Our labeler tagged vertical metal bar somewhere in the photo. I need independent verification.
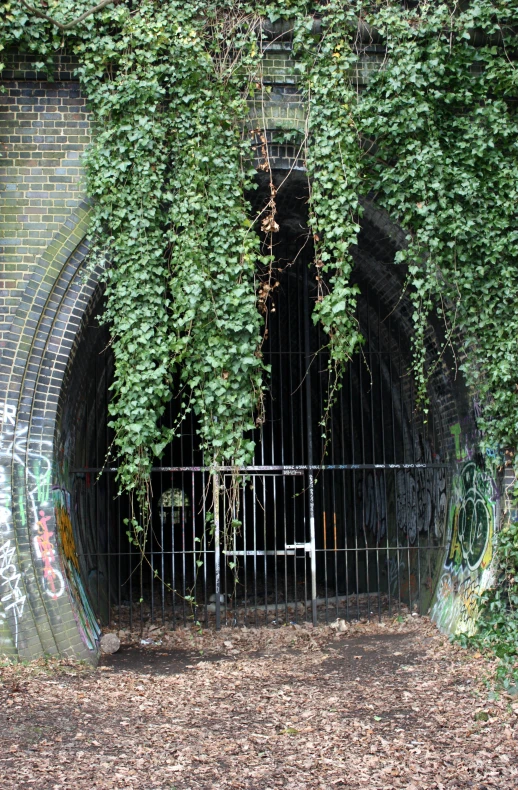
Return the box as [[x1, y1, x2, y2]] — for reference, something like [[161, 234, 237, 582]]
[[273, 475, 278, 624], [290, 262, 298, 621], [171, 471, 176, 629], [259, 415, 267, 624], [270, 300, 279, 623], [191, 470, 197, 625], [190, 415, 196, 623], [399, 322, 412, 615], [358, 325, 371, 621], [293, 257, 303, 623], [139, 524, 143, 633], [378, 295, 390, 618], [318, 322, 329, 622], [105, 362, 111, 628], [174, 474, 176, 628], [232, 480, 238, 627], [214, 470, 221, 630], [253, 474, 258, 625], [302, 262, 317, 626], [367, 300, 382, 622], [389, 318, 403, 615], [223, 477, 228, 625], [263, 474, 268, 622], [242, 474, 248, 625], [150, 490, 155, 625], [180, 459, 186, 627], [409, 358, 419, 614], [323, 509, 328, 622], [202, 468, 208, 627], [277, 266, 288, 624], [341, 367, 350, 622], [117, 477, 121, 628], [94, 353, 100, 620], [129, 496, 134, 632], [352, 349, 360, 621], [160, 492, 165, 625]]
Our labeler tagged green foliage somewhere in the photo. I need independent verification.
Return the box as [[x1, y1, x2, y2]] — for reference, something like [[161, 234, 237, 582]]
[[357, 1, 518, 447], [76, 2, 267, 494], [458, 520, 518, 691], [2, 1, 269, 502], [294, 1, 364, 420]]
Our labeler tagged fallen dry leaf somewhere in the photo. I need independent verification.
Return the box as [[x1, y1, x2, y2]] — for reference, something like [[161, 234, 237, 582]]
[[0, 616, 516, 789]]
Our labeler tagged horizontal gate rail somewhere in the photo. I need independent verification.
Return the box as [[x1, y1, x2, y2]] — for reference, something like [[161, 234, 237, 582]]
[[73, 463, 449, 473]]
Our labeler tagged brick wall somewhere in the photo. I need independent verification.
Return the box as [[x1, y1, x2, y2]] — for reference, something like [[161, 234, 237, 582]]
[[0, 52, 91, 343]]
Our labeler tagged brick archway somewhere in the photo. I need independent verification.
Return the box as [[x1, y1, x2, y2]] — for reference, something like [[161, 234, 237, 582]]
[[0, 202, 102, 661], [0, 193, 497, 660]]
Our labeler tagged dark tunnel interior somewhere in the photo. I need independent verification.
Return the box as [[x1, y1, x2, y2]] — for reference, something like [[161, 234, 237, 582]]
[[58, 170, 450, 631]]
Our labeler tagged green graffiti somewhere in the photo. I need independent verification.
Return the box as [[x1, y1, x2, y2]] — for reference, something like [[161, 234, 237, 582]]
[[34, 459, 51, 505], [447, 462, 494, 573], [449, 423, 466, 461]]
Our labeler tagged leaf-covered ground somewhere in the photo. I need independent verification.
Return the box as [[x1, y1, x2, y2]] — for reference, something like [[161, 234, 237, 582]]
[[1, 617, 517, 789]]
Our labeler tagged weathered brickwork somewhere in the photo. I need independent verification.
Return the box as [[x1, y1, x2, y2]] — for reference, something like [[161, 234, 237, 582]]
[[0, 52, 91, 343]]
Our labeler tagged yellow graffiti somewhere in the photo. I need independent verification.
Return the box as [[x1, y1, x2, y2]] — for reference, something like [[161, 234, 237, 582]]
[[480, 513, 493, 569], [55, 504, 79, 570], [460, 580, 480, 623], [448, 509, 462, 565]]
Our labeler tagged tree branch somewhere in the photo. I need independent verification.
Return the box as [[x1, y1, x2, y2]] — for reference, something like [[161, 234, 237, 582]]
[[19, 0, 116, 31]]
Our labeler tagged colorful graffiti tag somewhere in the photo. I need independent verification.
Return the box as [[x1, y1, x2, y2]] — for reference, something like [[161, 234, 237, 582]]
[[431, 460, 497, 635], [395, 465, 448, 544], [447, 462, 493, 572], [34, 510, 64, 599], [53, 487, 100, 651], [0, 402, 91, 651], [357, 447, 448, 547], [0, 403, 64, 602], [0, 402, 100, 655], [55, 490, 79, 571]]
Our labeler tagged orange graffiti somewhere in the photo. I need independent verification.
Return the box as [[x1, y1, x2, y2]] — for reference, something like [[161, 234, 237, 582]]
[[55, 504, 79, 570], [35, 510, 59, 595]]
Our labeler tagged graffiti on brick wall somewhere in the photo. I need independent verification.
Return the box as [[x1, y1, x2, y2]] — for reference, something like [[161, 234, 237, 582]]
[[357, 450, 447, 546], [395, 465, 448, 544], [0, 403, 26, 646], [431, 459, 496, 635], [53, 487, 100, 650], [55, 489, 78, 570], [0, 538, 26, 648], [0, 402, 67, 647], [34, 509, 64, 599]]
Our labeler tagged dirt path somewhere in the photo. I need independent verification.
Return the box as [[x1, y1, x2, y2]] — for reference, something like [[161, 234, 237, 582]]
[[0, 617, 517, 789]]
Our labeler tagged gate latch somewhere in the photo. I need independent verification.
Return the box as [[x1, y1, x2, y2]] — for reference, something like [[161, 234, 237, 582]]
[[284, 542, 312, 551]]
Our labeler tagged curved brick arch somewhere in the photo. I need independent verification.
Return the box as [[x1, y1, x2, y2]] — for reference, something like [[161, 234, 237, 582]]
[[0, 193, 496, 660], [0, 202, 102, 661]]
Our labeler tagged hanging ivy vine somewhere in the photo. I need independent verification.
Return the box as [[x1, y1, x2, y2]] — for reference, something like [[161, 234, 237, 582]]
[[2, 0, 518, 660], [357, 1, 518, 450], [76, 3, 268, 496]]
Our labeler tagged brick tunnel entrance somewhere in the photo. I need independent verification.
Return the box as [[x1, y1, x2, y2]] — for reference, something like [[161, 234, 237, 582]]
[[57, 173, 453, 634]]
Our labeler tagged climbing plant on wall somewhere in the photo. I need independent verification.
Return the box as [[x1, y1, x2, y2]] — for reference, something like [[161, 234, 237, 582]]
[[2, 1, 518, 653]]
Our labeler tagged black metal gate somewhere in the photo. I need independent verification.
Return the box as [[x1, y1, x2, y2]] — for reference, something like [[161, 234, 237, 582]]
[[71, 199, 449, 631]]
